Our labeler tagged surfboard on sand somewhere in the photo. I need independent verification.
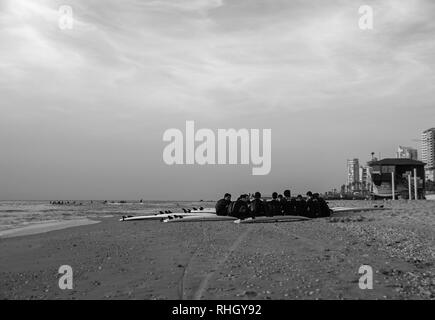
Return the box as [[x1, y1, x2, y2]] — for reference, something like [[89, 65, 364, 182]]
[[182, 207, 215, 213], [234, 215, 311, 224], [119, 206, 217, 221], [163, 215, 237, 223], [331, 206, 388, 213], [119, 212, 215, 222]]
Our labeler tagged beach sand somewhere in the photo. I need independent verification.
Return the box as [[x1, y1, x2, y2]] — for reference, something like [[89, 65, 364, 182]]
[[0, 200, 434, 300]]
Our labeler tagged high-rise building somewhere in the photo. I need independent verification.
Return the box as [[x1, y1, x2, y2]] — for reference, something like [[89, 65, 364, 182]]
[[422, 128, 435, 181], [396, 146, 418, 160], [347, 158, 360, 191], [359, 166, 370, 191]]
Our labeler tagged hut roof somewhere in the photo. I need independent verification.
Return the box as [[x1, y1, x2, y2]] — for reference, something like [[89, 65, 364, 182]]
[[368, 158, 426, 166]]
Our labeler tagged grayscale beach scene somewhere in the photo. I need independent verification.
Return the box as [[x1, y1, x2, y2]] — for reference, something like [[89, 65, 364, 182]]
[[1, 0, 435, 301]]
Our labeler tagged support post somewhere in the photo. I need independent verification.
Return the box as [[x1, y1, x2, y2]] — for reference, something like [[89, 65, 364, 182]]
[[408, 174, 412, 200], [391, 172, 395, 200], [414, 168, 418, 200]]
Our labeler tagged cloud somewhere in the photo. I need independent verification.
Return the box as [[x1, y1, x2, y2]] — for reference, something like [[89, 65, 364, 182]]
[[2, 0, 435, 118], [1, 0, 435, 198]]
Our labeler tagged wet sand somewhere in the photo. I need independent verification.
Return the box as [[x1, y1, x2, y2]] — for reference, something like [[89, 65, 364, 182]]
[[0, 219, 100, 238], [0, 200, 434, 300]]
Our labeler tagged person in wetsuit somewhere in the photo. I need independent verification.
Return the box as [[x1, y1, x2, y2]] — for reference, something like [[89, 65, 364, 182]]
[[228, 194, 250, 219], [294, 194, 307, 216], [249, 192, 267, 217], [306, 191, 320, 218], [315, 193, 332, 217], [267, 192, 282, 216], [281, 189, 296, 215], [215, 193, 231, 216]]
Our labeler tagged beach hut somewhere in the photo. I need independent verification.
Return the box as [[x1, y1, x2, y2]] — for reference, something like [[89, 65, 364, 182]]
[[368, 158, 426, 199]]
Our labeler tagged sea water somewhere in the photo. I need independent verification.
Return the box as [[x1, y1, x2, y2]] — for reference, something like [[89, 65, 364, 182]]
[[0, 200, 214, 233]]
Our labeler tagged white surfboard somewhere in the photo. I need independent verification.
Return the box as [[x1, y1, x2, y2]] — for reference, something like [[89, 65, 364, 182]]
[[331, 206, 388, 213], [163, 215, 237, 223], [119, 212, 215, 222], [234, 215, 311, 224], [185, 207, 215, 213]]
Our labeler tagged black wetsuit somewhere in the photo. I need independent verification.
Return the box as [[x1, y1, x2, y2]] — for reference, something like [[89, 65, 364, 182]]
[[318, 198, 331, 217], [306, 198, 320, 218], [281, 197, 296, 215], [250, 198, 266, 217], [230, 200, 250, 219], [294, 198, 307, 216], [215, 198, 230, 216], [267, 199, 282, 216]]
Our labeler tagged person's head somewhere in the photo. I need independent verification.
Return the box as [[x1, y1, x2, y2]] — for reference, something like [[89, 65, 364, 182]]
[[306, 191, 313, 198], [313, 193, 320, 199], [297, 194, 303, 200], [254, 192, 261, 199], [284, 190, 291, 198], [224, 193, 231, 201], [240, 194, 249, 202], [272, 192, 278, 199], [278, 194, 283, 200]]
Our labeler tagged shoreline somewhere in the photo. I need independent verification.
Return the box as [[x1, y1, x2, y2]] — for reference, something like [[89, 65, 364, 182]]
[[0, 219, 101, 239]]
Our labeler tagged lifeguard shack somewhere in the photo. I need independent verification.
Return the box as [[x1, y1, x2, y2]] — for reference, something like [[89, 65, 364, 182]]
[[368, 158, 426, 199]]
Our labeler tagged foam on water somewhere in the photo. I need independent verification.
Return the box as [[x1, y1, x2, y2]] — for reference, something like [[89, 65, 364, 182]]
[[0, 200, 214, 233]]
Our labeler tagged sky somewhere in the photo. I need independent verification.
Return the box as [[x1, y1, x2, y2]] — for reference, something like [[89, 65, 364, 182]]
[[1, 0, 435, 200]]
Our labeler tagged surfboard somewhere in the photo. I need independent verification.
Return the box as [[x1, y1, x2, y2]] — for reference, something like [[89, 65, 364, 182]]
[[183, 207, 215, 213], [234, 215, 311, 224], [119, 212, 215, 222], [162, 215, 237, 223], [331, 206, 388, 213]]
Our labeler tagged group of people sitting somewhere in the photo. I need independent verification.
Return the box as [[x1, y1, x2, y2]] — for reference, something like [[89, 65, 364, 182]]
[[215, 190, 332, 219]]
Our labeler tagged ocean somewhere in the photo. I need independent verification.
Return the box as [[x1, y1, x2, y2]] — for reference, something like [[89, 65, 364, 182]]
[[0, 200, 214, 234]]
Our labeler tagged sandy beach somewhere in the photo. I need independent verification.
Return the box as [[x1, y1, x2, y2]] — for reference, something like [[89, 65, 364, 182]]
[[0, 200, 434, 300]]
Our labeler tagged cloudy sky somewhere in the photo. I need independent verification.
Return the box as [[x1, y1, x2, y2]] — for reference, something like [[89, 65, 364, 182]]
[[1, 0, 435, 200]]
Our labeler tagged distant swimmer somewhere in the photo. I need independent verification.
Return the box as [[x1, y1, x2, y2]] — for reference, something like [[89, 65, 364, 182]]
[[249, 192, 267, 217], [281, 189, 296, 215], [215, 193, 232, 216], [267, 192, 282, 216], [227, 194, 250, 219], [294, 195, 307, 216]]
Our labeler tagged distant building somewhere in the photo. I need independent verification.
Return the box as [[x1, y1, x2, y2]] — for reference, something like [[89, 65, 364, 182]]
[[347, 159, 360, 192], [396, 146, 418, 160], [359, 166, 370, 192], [368, 158, 426, 199], [422, 128, 435, 181]]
